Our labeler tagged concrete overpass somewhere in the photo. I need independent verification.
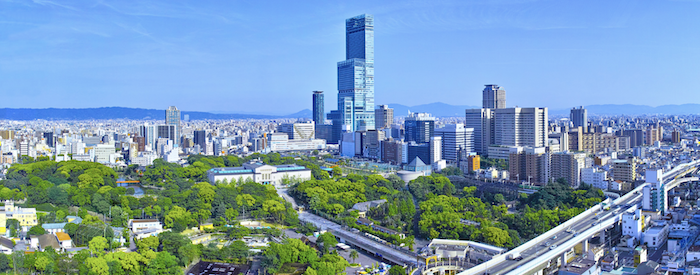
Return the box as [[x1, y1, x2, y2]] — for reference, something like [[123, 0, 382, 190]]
[[457, 160, 700, 275]]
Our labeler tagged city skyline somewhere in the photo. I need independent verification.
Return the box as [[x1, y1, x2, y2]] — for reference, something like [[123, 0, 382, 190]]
[[1, 0, 699, 114]]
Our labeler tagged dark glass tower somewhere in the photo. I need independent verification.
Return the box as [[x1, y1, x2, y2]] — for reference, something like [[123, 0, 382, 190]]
[[312, 91, 324, 125]]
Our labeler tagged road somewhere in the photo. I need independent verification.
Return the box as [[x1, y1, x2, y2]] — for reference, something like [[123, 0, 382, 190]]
[[480, 191, 644, 275]]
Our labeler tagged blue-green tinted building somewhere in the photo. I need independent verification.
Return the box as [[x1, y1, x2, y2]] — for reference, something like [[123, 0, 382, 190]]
[[333, 14, 375, 136]]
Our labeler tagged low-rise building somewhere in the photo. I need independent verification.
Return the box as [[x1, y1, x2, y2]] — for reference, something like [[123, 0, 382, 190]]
[[0, 200, 38, 231], [0, 237, 13, 254], [207, 162, 311, 185], [128, 219, 163, 233], [558, 257, 600, 275], [643, 225, 669, 248], [56, 232, 72, 249]]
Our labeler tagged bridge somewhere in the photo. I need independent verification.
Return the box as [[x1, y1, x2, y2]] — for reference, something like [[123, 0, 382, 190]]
[[454, 159, 700, 275]]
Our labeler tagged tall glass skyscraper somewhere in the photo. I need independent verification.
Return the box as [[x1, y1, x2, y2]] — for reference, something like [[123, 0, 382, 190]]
[[165, 106, 181, 145], [312, 91, 324, 125], [333, 14, 375, 133]]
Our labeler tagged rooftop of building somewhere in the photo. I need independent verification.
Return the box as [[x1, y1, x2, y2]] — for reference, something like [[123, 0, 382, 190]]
[[560, 257, 597, 274], [55, 232, 71, 241]]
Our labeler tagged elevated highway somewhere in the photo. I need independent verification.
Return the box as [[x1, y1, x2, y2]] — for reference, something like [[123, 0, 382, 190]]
[[458, 159, 700, 275]]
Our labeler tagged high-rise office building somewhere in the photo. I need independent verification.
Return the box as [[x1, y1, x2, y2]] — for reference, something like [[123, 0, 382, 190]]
[[156, 125, 177, 144], [43, 132, 55, 148], [465, 108, 494, 155], [482, 84, 506, 109], [374, 105, 393, 129], [570, 106, 588, 128], [194, 130, 206, 151], [312, 91, 324, 125], [494, 107, 548, 148], [435, 124, 474, 162], [404, 112, 435, 144], [331, 14, 375, 136], [165, 106, 181, 145]]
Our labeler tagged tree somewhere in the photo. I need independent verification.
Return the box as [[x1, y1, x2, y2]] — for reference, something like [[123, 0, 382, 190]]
[[224, 208, 238, 223], [85, 257, 110, 275], [349, 250, 358, 264], [27, 225, 46, 236], [34, 255, 53, 273], [389, 265, 406, 275], [316, 232, 338, 254], [89, 236, 109, 255], [137, 236, 159, 253], [145, 252, 180, 275], [0, 254, 9, 272], [304, 266, 318, 275]]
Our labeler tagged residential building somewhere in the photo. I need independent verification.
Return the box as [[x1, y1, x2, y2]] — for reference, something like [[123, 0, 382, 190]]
[[621, 129, 644, 148], [1, 200, 37, 231], [621, 209, 644, 241], [550, 152, 586, 187], [56, 232, 72, 249], [494, 107, 548, 148], [612, 159, 637, 183], [482, 84, 506, 109], [581, 167, 608, 190], [643, 225, 669, 248], [207, 163, 312, 185], [508, 147, 548, 185], [312, 91, 324, 125], [0, 237, 13, 254]]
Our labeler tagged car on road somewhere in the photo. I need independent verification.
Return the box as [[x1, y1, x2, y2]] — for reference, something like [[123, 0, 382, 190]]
[[549, 245, 557, 250], [552, 235, 557, 240], [543, 242, 550, 247]]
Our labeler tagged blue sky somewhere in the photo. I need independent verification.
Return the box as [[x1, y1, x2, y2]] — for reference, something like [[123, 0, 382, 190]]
[[1, 0, 699, 115]]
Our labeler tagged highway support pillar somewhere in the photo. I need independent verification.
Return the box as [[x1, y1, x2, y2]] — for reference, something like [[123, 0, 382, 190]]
[[582, 239, 589, 254], [561, 253, 567, 266]]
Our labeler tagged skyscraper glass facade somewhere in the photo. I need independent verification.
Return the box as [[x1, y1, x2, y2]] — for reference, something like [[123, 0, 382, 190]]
[[335, 14, 375, 132], [165, 106, 181, 145], [312, 91, 324, 125]]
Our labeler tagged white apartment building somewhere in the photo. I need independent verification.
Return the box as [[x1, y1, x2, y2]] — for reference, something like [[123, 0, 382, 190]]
[[581, 167, 609, 190], [494, 107, 548, 148]]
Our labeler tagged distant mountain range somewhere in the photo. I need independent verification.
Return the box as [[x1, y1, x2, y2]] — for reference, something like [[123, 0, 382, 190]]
[[0, 107, 313, 120], [385, 103, 700, 117], [0, 103, 698, 121]]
